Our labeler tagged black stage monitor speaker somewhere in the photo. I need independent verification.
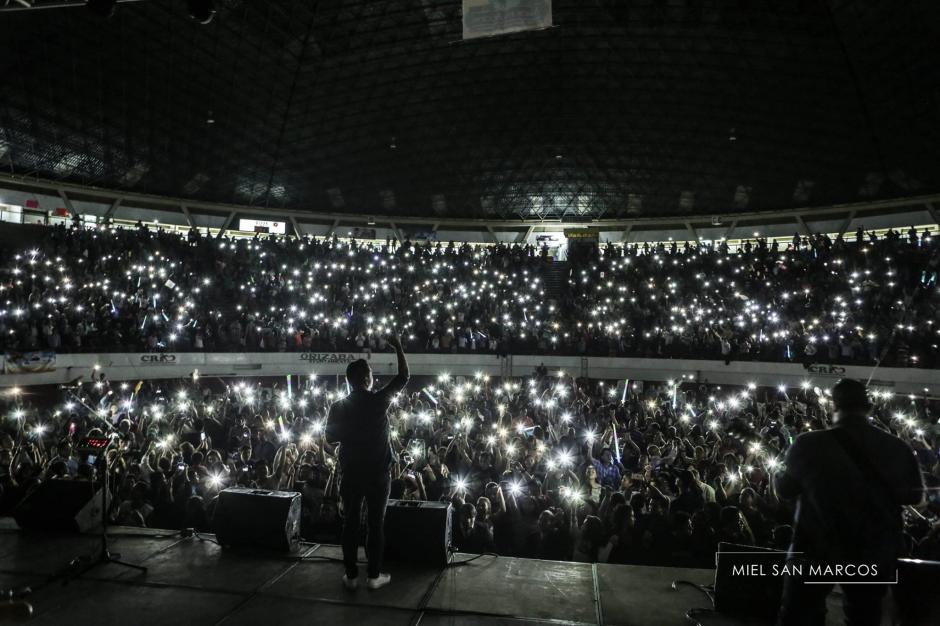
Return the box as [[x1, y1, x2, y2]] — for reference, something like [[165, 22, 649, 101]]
[[384, 499, 453, 567], [13, 479, 102, 533], [896, 558, 940, 626], [714, 542, 786, 619], [213, 487, 301, 552]]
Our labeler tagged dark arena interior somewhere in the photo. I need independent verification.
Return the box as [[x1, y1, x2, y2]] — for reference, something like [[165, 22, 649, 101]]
[[0, 1, 939, 624]]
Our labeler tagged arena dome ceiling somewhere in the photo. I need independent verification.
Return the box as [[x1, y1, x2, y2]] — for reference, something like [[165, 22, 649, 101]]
[[0, 0, 938, 222]]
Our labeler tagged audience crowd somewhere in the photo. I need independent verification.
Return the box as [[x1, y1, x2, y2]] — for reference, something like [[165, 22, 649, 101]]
[[0, 370, 936, 567], [0, 222, 937, 366]]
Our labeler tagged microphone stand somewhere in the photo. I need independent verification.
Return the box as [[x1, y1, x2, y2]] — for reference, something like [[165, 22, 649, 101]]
[[64, 450, 147, 582]]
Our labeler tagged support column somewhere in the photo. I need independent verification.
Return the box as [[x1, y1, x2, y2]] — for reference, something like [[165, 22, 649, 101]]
[[57, 189, 76, 217], [289, 215, 304, 239], [389, 221, 405, 243], [102, 198, 123, 220], [621, 224, 633, 244], [795, 215, 812, 236], [836, 210, 857, 237], [722, 219, 738, 241], [325, 218, 340, 237], [180, 204, 195, 228], [218, 211, 237, 236], [926, 202, 940, 226]]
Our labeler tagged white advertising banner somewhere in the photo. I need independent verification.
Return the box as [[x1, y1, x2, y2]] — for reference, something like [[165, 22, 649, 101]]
[[462, 0, 552, 40]]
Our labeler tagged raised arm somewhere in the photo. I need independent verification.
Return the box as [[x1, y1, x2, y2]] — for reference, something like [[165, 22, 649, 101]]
[[623, 432, 642, 457], [379, 335, 410, 397]]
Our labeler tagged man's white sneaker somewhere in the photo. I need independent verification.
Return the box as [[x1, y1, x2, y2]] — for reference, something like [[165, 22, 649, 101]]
[[342, 574, 358, 591], [366, 573, 391, 590]]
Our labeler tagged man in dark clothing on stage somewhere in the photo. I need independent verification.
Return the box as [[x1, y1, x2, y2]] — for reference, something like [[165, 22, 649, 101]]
[[326, 336, 409, 591], [773, 379, 923, 626]]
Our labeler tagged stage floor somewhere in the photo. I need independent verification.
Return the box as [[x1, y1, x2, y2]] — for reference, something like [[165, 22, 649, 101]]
[[0, 521, 843, 625]]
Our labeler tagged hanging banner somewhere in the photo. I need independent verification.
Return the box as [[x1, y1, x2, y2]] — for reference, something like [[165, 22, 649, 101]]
[[462, 0, 552, 40], [4, 350, 57, 374]]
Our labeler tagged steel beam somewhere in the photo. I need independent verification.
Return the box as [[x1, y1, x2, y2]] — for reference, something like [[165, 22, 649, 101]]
[[795, 215, 812, 236], [218, 211, 237, 235], [836, 210, 857, 237], [102, 197, 123, 220], [389, 221, 406, 243], [621, 224, 633, 243], [57, 189, 76, 217], [722, 219, 738, 241], [926, 202, 940, 226], [0, 0, 147, 13], [516, 225, 534, 243], [180, 204, 195, 228], [289, 215, 304, 239], [325, 218, 340, 238]]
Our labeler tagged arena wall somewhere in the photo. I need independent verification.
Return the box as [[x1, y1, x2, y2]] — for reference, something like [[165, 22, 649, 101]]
[[0, 351, 934, 395]]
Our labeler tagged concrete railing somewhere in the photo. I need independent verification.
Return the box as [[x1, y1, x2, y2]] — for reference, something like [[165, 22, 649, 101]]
[[1, 351, 935, 394]]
